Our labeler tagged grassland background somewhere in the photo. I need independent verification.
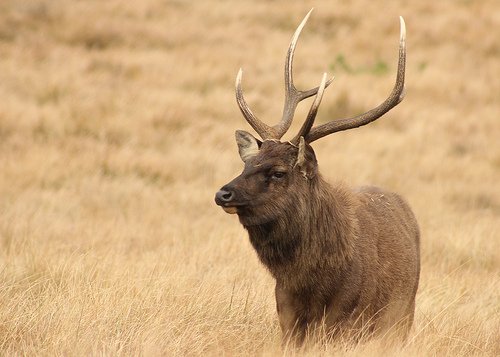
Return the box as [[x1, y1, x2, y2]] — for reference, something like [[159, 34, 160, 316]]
[[0, 0, 498, 355]]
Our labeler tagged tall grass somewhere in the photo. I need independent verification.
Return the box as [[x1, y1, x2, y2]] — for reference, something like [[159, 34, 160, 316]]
[[0, 0, 498, 355]]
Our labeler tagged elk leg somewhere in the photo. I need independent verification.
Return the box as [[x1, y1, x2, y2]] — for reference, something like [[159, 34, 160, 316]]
[[275, 284, 306, 346]]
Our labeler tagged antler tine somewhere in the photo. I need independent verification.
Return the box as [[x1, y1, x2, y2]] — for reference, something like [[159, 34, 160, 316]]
[[305, 16, 407, 143], [235, 68, 277, 140], [274, 8, 334, 139], [292, 73, 328, 144]]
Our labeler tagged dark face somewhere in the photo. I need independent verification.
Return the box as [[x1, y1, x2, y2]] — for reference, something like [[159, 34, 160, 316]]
[[215, 136, 317, 226]]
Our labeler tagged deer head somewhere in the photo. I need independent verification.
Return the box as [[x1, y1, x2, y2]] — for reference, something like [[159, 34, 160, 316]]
[[215, 10, 406, 226]]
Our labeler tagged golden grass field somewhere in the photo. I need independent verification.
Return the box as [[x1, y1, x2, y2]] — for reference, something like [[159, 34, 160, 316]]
[[0, 0, 498, 355]]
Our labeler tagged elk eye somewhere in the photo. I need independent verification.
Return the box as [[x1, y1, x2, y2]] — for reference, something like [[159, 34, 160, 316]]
[[271, 171, 286, 179]]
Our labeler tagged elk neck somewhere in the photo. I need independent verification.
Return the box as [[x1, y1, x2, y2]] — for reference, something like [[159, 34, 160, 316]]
[[244, 175, 359, 291]]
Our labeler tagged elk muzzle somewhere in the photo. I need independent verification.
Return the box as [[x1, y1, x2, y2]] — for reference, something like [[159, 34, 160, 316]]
[[215, 187, 239, 214]]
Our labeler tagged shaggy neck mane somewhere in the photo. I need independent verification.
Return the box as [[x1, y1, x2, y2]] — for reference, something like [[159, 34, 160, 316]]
[[245, 175, 359, 292]]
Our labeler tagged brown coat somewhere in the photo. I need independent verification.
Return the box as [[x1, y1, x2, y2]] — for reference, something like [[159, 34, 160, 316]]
[[216, 140, 420, 344]]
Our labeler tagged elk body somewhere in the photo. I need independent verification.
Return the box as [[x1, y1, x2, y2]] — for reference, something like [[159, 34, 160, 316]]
[[215, 11, 420, 345]]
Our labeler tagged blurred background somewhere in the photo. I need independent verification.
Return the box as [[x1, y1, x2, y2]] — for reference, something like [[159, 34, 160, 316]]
[[0, 0, 498, 355]]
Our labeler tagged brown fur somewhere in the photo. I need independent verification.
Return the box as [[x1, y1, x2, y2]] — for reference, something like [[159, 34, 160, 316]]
[[215, 139, 420, 345]]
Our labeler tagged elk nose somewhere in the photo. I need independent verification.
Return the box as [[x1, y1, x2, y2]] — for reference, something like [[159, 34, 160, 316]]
[[215, 189, 234, 204]]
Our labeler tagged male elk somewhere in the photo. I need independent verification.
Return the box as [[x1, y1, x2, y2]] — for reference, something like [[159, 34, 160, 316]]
[[215, 10, 420, 345]]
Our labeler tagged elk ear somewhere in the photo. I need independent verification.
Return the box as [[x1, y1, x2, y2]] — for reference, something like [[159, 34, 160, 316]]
[[295, 137, 317, 179], [235, 130, 261, 162]]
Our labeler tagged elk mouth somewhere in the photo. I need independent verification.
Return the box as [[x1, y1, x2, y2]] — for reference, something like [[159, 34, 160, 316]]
[[217, 202, 248, 215], [222, 206, 238, 214], [214, 193, 247, 215]]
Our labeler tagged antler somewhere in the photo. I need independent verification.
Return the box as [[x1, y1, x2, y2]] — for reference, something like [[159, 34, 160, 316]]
[[302, 17, 407, 143], [235, 9, 334, 140], [292, 73, 328, 144], [235, 69, 276, 139]]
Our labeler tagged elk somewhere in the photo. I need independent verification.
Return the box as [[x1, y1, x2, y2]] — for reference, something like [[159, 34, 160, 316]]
[[215, 10, 420, 345]]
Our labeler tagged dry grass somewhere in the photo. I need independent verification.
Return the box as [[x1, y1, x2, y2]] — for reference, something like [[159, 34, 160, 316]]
[[0, 0, 499, 355]]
